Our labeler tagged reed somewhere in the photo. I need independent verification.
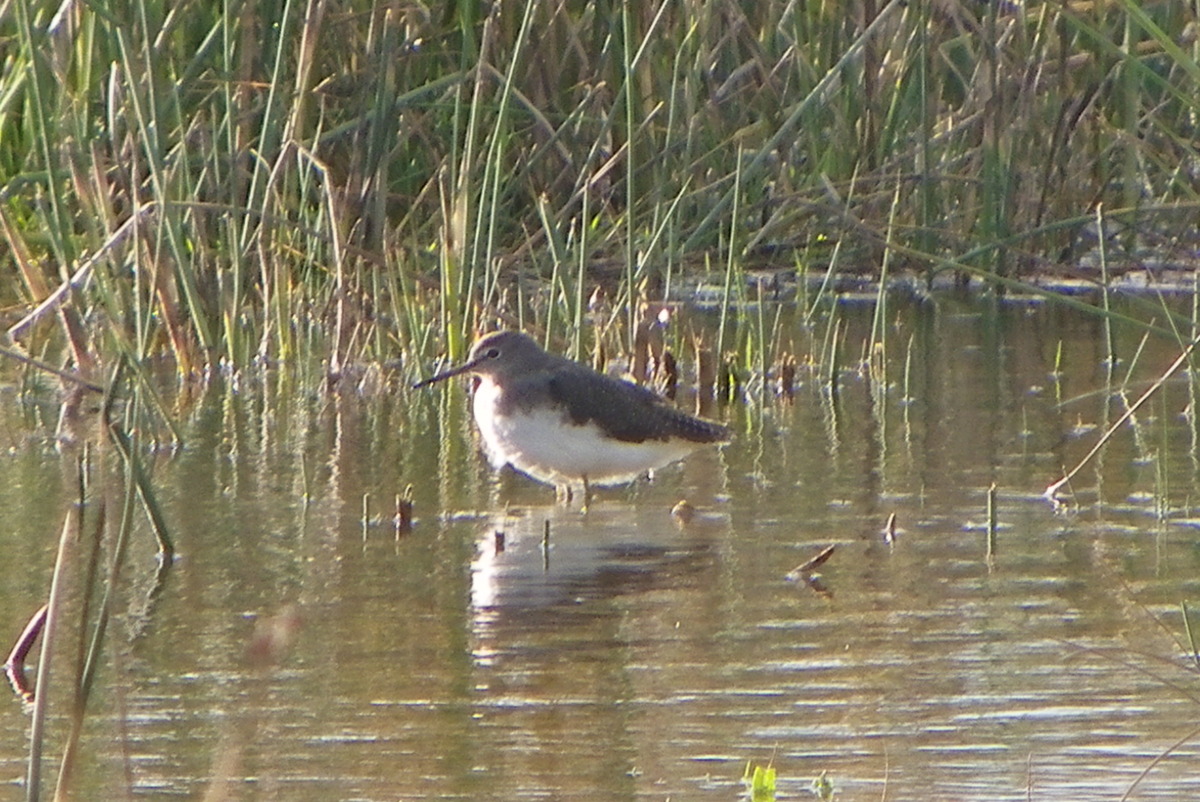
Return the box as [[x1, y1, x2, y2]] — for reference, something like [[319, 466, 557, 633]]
[[0, 0, 1195, 378]]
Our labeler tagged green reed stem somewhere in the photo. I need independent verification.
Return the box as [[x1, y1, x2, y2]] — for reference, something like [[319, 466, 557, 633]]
[[716, 148, 743, 362]]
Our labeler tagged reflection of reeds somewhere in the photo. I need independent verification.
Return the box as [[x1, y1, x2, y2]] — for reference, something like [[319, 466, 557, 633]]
[[4, 361, 180, 800], [203, 603, 303, 802], [8, 387, 302, 797]]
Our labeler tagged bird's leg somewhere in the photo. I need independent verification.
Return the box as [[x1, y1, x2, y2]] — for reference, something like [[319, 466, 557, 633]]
[[581, 475, 592, 512]]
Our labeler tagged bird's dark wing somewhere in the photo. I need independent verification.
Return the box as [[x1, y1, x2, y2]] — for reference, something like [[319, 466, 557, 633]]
[[544, 367, 729, 444]]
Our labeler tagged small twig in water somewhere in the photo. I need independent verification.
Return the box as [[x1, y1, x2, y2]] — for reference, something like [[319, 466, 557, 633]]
[[790, 544, 836, 575], [883, 513, 897, 544]]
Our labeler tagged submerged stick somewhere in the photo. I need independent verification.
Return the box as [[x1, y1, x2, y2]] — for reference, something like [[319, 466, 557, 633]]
[[102, 359, 175, 562], [27, 511, 78, 800]]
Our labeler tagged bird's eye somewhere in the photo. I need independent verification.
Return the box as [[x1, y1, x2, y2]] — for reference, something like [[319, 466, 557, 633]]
[[486, 347, 501, 359]]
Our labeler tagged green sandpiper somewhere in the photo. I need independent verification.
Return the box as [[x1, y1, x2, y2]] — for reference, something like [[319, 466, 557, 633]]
[[413, 330, 730, 502]]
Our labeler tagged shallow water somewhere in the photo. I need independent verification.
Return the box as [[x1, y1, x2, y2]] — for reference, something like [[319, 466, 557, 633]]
[[3, 296, 1200, 800]]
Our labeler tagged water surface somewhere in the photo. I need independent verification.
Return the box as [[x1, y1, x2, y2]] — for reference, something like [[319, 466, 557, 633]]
[[2, 296, 1200, 800]]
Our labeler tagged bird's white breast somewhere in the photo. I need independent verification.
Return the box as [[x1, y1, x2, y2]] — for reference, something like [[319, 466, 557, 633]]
[[471, 376, 696, 488]]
